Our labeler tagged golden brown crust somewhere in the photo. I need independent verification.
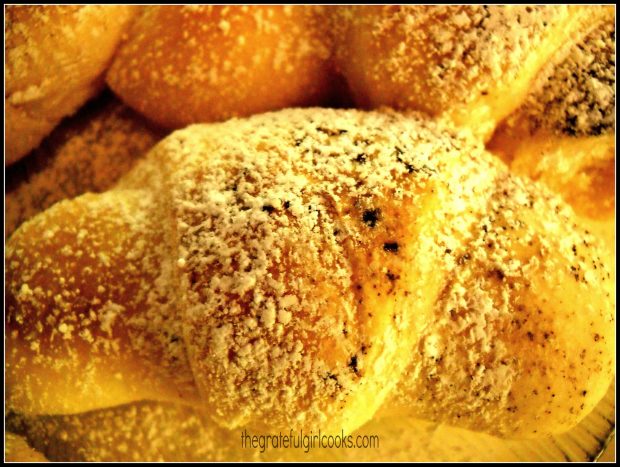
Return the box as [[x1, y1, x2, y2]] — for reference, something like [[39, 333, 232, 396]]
[[496, 14, 615, 139], [487, 11, 615, 253], [330, 5, 609, 140], [5, 5, 139, 165], [5, 433, 49, 462], [106, 6, 335, 128], [5, 92, 165, 239], [390, 171, 614, 437], [6, 189, 200, 415], [3, 5, 615, 458], [6, 108, 614, 441], [6, 5, 613, 168]]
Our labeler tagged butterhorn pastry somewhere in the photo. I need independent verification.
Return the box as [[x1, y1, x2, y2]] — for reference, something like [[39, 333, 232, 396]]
[[106, 5, 336, 129], [488, 11, 615, 255], [102, 4, 615, 254], [6, 109, 614, 439], [5, 91, 164, 239], [105, 5, 610, 142], [5, 5, 138, 165]]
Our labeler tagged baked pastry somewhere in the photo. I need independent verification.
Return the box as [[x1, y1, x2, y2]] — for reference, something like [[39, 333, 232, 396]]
[[106, 5, 336, 128], [488, 11, 615, 254], [4, 4, 616, 462], [5, 91, 165, 239], [105, 6, 611, 141], [330, 5, 610, 141], [103, 4, 615, 254], [5, 5, 138, 165], [7, 109, 614, 441], [5, 433, 49, 462]]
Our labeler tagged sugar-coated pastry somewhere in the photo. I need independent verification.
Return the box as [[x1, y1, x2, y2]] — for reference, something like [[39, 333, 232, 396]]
[[5, 5, 138, 165], [5, 92, 165, 239], [7, 109, 614, 440], [330, 5, 609, 141], [106, 5, 335, 128], [488, 12, 615, 254], [3, 5, 616, 462]]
